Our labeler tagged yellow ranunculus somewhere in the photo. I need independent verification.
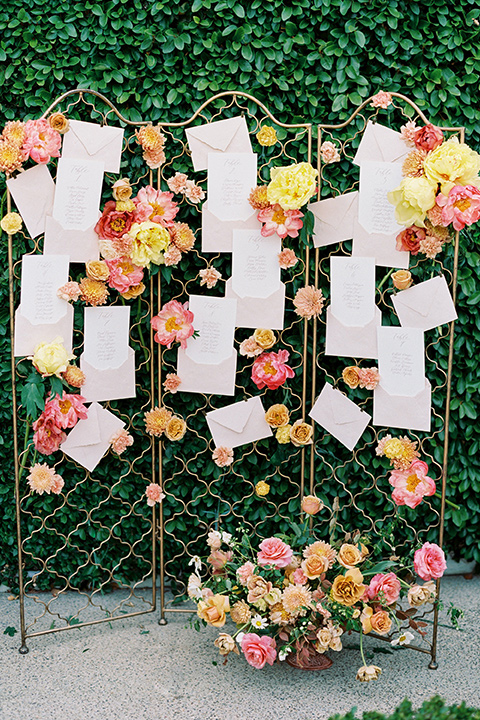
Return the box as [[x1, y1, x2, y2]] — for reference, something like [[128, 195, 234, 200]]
[[267, 162, 318, 210], [423, 137, 480, 194], [1, 212, 22, 235], [129, 221, 170, 268], [256, 125, 277, 147], [276, 424, 292, 444], [387, 176, 437, 227], [30, 338, 74, 377]]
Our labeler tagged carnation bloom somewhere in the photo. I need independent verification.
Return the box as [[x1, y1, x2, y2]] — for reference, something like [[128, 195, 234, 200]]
[[136, 125, 166, 169], [278, 248, 298, 269], [129, 221, 170, 268], [22, 118, 61, 164], [414, 542, 447, 581], [164, 244, 182, 266], [57, 282, 81, 302], [95, 200, 134, 241], [32, 413, 67, 455], [257, 537, 293, 568], [400, 121, 418, 146], [241, 633, 277, 669], [0, 139, 24, 173], [167, 172, 188, 194], [1, 212, 22, 234], [239, 337, 263, 358], [144, 406, 172, 437], [419, 235, 444, 258], [366, 572, 401, 605], [436, 184, 480, 231], [44, 392, 88, 429], [110, 428, 134, 454], [79, 277, 109, 306], [267, 162, 318, 210], [151, 299, 195, 349], [145, 483, 165, 506], [257, 204, 304, 239], [357, 367, 380, 390], [251, 350, 295, 390], [320, 140, 341, 164], [371, 91, 392, 108], [423, 138, 480, 194], [135, 186, 178, 226], [105, 258, 143, 294], [27, 463, 64, 495], [237, 562, 256, 585], [199, 267, 222, 288], [293, 286, 324, 319], [184, 179, 205, 203], [256, 125, 277, 147], [388, 177, 437, 227], [212, 446, 234, 468], [163, 373, 182, 394]]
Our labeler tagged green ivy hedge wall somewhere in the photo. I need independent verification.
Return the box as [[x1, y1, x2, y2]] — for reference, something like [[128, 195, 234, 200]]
[[1, 0, 480, 590]]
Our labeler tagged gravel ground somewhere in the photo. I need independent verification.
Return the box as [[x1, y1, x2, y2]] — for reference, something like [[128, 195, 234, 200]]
[[0, 575, 478, 720]]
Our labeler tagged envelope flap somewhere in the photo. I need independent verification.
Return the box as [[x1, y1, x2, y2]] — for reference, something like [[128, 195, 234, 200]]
[[396, 278, 441, 318], [69, 120, 122, 156], [210, 399, 255, 433], [64, 402, 101, 448], [328, 388, 357, 425], [187, 117, 243, 152]]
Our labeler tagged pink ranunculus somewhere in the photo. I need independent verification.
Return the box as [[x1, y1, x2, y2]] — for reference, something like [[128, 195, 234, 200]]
[[32, 413, 66, 455], [151, 299, 195, 349], [414, 124, 444, 152], [395, 226, 426, 255], [436, 185, 480, 231], [135, 186, 179, 227], [237, 561, 256, 585], [257, 204, 304, 239], [241, 633, 277, 669], [44, 392, 88, 430], [251, 350, 295, 391], [414, 542, 447, 581], [257, 537, 293, 568], [389, 459, 436, 509], [208, 549, 233, 571], [105, 257, 144, 293], [22, 118, 61, 164], [366, 572, 401, 606], [95, 200, 134, 241]]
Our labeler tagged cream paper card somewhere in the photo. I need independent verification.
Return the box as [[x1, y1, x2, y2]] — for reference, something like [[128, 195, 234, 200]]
[[377, 326, 425, 398], [186, 116, 253, 172], [330, 256, 376, 327], [43, 214, 100, 263], [14, 254, 73, 356], [201, 199, 261, 253], [310, 191, 358, 248], [61, 402, 125, 473], [7, 164, 55, 238], [352, 218, 409, 269], [207, 153, 257, 223], [373, 379, 431, 432], [392, 275, 457, 332], [61, 119, 124, 174], [53, 157, 104, 231], [309, 383, 371, 451], [206, 396, 272, 449], [358, 161, 404, 236], [231, 231, 281, 299], [353, 120, 409, 166]]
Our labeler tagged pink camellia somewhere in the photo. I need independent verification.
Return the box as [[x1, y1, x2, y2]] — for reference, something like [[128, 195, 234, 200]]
[[241, 633, 277, 669], [414, 542, 447, 581], [95, 200, 134, 241], [44, 392, 88, 430], [389, 459, 436, 509], [151, 299, 195, 349], [257, 204, 304, 239], [257, 537, 293, 568], [414, 124, 444, 152], [105, 257, 144, 293], [395, 226, 426, 255], [366, 572, 401, 606], [135, 186, 179, 226], [22, 118, 61, 164], [436, 184, 480, 231], [32, 413, 66, 455], [237, 561, 256, 585], [251, 350, 295, 391]]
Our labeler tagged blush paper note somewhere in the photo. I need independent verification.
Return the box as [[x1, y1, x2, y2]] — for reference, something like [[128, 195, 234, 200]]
[[207, 153, 257, 223], [352, 218, 409, 269], [80, 306, 135, 402], [61, 119, 124, 174], [43, 213, 100, 263], [358, 161, 404, 236], [373, 379, 431, 433], [61, 401, 125, 473], [53, 157, 104, 232], [177, 295, 238, 396], [201, 199, 261, 253], [186, 116, 253, 172], [309, 383, 371, 451], [206, 396, 272, 449], [377, 326, 426, 398], [353, 120, 409, 166], [7, 164, 55, 238], [310, 191, 358, 248], [14, 254, 73, 356], [392, 275, 457, 332]]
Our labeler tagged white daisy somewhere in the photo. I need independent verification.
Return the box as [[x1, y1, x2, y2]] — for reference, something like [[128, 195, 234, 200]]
[[391, 631, 415, 646], [251, 614, 269, 630]]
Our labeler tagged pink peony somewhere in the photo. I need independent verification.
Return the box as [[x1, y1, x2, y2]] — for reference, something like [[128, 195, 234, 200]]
[[251, 350, 295, 391], [167, 172, 188, 194], [366, 572, 401, 606], [151, 299, 195, 349], [414, 542, 447, 581], [164, 244, 182, 266], [278, 248, 298, 269], [370, 91, 392, 109], [257, 537, 293, 568], [163, 373, 182, 394], [105, 257, 144, 293], [389, 460, 436, 509], [135, 186, 178, 227], [184, 179, 205, 203], [44, 392, 88, 429], [241, 633, 277, 669], [237, 561, 256, 585], [199, 266, 222, 288], [414, 124, 444, 152], [110, 428, 134, 454], [32, 413, 66, 455], [436, 185, 480, 231], [395, 226, 426, 255], [357, 367, 380, 390], [212, 446, 234, 468], [57, 281, 81, 302], [22, 118, 61, 164], [257, 204, 304, 239], [145, 483, 165, 506], [95, 200, 134, 242]]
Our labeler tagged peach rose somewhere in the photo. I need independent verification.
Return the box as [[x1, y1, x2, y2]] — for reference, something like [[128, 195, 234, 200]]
[[301, 554, 328, 579], [197, 594, 230, 627], [392, 270, 413, 290], [370, 610, 392, 635], [265, 404, 290, 428], [337, 543, 363, 569], [214, 633, 239, 656], [164, 416, 187, 441], [246, 574, 273, 605], [253, 328, 277, 349], [257, 537, 293, 568], [331, 568, 365, 606], [301, 495, 323, 515], [289, 420, 313, 447], [342, 366, 360, 389], [414, 543, 447, 581]]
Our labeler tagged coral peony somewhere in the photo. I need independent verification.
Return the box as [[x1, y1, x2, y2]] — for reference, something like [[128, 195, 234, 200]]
[[436, 184, 480, 231], [151, 299, 195, 349], [106, 258, 144, 294], [241, 633, 277, 669], [395, 226, 426, 255], [413, 542, 447, 581], [135, 186, 178, 226], [95, 200, 134, 241], [251, 350, 295, 390], [257, 204, 304, 239], [389, 459, 436, 509], [257, 537, 293, 568], [32, 413, 66, 455], [44, 392, 88, 429], [22, 118, 61, 164]]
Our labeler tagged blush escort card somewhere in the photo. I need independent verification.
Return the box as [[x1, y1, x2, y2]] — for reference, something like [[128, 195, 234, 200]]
[[52, 157, 104, 232], [207, 152, 257, 223], [357, 161, 403, 237]]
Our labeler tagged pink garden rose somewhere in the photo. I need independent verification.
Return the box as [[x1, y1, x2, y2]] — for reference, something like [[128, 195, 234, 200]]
[[414, 124, 444, 152], [257, 537, 293, 568], [436, 185, 480, 231], [389, 459, 436, 509], [135, 186, 179, 227], [151, 299, 195, 349], [257, 204, 304, 239], [22, 118, 61, 164], [106, 257, 144, 293], [241, 633, 277, 669], [237, 561, 256, 585], [414, 542, 447, 581], [251, 350, 295, 391], [44, 392, 88, 430], [366, 572, 401, 606], [396, 226, 426, 255], [95, 200, 134, 241]]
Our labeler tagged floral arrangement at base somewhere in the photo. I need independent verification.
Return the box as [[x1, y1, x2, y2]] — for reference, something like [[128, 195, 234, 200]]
[[187, 511, 446, 680]]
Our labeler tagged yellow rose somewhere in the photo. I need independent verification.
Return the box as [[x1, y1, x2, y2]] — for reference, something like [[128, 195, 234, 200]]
[[330, 568, 365, 606], [256, 125, 277, 147], [1, 212, 22, 235], [48, 112, 69, 134], [112, 178, 133, 202], [30, 338, 74, 377], [337, 543, 363, 569], [423, 138, 480, 194], [265, 404, 290, 428], [289, 419, 314, 447], [129, 221, 170, 268], [121, 282, 145, 300], [86, 260, 110, 282], [392, 270, 413, 290], [197, 594, 230, 627], [255, 480, 270, 497], [253, 328, 276, 350], [276, 425, 292, 444], [267, 162, 318, 210], [387, 176, 437, 227], [164, 416, 187, 441], [342, 366, 360, 389]]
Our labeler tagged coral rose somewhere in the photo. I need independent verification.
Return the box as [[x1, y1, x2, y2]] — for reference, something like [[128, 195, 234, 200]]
[[301, 495, 323, 515], [197, 594, 230, 627], [414, 124, 444, 152], [366, 572, 401, 605], [265, 404, 289, 428], [414, 542, 447, 581], [330, 568, 365, 606], [251, 350, 294, 391], [257, 537, 293, 568], [290, 420, 313, 447], [241, 633, 277, 669]]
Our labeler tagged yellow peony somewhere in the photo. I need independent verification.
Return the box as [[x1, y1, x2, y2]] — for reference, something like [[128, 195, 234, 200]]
[[30, 338, 74, 377], [1, 212, 22, 235], [387, 176, 437, 227], [423, 138, 480, 194], [129, 221, 170, 268], [267, 162, 318, 210]]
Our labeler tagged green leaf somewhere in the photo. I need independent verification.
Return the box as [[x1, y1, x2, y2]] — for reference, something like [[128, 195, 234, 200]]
[[3, 626, 17, 636]]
